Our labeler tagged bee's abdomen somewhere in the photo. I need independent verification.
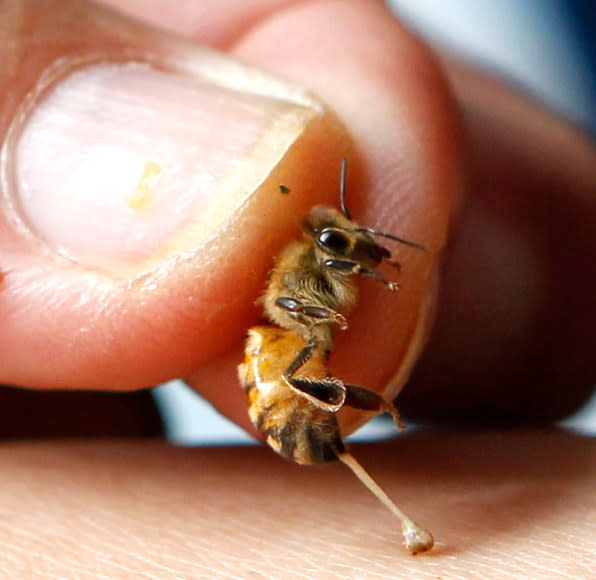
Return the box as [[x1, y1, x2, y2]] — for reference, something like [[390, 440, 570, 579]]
[[246, 384, 345, 465]]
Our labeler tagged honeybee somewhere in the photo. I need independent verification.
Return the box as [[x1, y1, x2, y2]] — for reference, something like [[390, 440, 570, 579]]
[[238, 159, 433, 554]]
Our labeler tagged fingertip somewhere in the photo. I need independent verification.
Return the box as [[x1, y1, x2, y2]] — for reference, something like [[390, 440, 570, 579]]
[[232, 0, 462, 236]]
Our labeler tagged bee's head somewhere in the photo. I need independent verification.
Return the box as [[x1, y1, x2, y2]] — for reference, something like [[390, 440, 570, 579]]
[[302, 206, 392, 268], [301, 159, 425, 270]]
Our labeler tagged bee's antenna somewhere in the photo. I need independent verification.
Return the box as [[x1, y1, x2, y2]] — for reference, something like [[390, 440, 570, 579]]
[[356, 227, 427, 252], [340, 158, 352, 221], [340, 158, 426, 252], [339, 452, 434, 555]]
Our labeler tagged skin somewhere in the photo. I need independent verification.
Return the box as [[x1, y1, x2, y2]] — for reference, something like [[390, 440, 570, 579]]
[[0, 0, 595, 577]]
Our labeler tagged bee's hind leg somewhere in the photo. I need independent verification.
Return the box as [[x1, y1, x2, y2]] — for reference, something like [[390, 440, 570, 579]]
[[344, 384, 404, 429], [283, 339, 347, 411]]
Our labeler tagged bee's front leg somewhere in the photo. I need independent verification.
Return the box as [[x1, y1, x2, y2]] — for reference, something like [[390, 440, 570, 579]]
[[275, 296, 348, 329], [323, 259, 400, 291]]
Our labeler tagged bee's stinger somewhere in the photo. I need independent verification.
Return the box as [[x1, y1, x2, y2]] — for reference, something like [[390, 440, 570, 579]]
[[338, 452, 434, 555]]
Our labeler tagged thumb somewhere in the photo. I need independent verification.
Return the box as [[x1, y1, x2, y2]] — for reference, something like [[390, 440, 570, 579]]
[[0, 0, 347, 389]]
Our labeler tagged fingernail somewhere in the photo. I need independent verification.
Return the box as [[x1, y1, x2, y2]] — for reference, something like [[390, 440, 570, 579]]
[[0, 0, 325, 274]]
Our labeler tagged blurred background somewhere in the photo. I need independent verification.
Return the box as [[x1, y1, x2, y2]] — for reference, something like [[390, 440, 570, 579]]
[[390, 0, 596, 131]]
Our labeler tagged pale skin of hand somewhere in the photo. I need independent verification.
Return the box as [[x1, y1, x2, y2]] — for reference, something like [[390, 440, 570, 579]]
[[0, 1, 595, 578]]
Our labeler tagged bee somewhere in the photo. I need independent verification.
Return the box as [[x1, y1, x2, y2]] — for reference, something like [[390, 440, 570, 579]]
[[238, 159, 433, 554]]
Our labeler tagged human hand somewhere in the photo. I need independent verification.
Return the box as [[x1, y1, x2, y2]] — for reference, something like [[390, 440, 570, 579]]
[[1, 0, 594, 430], [0, 3, 596, 425]]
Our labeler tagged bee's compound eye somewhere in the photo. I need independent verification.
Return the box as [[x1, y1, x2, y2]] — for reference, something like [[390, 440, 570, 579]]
[[318, 229, 350, 253]]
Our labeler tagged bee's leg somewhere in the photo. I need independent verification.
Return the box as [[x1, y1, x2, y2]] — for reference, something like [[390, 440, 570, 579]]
[[283, 339, 346, 411], [289, 377, 347, 411], [323, 259, 400, 291], [343, 384, 404, 429], [284, 336, 317, 377], [275, 296, 348, 329]]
